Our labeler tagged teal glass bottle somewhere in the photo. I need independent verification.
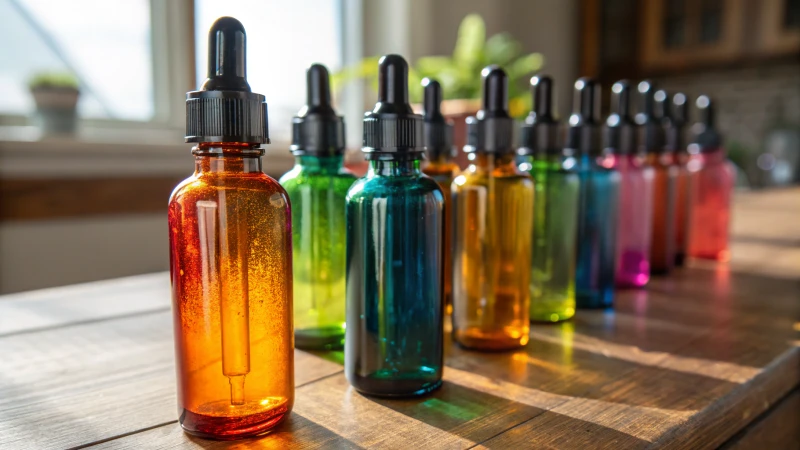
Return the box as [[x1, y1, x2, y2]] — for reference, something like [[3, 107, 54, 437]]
[[570, 78, 621, 309], [518, 76, 579, 322], [279, 64, 355, 350], [345, 55, 445, 397]]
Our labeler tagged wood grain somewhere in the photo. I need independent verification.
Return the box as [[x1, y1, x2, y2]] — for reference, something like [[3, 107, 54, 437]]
[[0, 188, 797, 449], [0, 311, 342, 450], [724, 389, 800, 450], [0, 272, 170, 336]]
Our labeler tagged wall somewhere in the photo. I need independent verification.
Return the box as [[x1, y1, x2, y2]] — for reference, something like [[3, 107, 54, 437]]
[[655, 62, 800, 152]]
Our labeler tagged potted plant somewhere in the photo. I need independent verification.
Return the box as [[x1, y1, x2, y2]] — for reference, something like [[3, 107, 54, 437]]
[[28, 71, 80, 136], [333, 14, 543, 165]]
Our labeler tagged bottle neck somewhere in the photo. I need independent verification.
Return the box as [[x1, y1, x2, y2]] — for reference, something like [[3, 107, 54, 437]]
[[294, 154, 344, 174], [368, 159, 422, 177], [193, 142, 264, 175]]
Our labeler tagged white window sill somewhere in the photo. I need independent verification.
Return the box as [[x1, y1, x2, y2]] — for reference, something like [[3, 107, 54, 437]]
[[0, 125, 295, 178]]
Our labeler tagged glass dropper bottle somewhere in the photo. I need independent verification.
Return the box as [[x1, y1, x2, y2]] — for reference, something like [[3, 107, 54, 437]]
[[608, 80, 654, 288], [420, 78, 458, 315], [452, 66, 535, 350], [280, 64, 355, 350], [518, 75, 579, 322], [168, 17, 293, 439], [345, 54, 445, 397]]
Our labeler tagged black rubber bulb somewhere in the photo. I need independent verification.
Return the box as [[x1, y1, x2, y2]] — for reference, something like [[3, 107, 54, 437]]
[[636, 80, 657, 124], [572, 77, 601, 125], [374, 54, 412, 114], [654, 89, 671, 121], [201, 17, 250, 92], [697, 95, 714, 126], [481, 65, 510, 117], [673, 93, 689, 126], [531, 75, 555, 121], [305, 63, 334, 115], [422, 78, 444, 122], [610, 80, 634, 122]]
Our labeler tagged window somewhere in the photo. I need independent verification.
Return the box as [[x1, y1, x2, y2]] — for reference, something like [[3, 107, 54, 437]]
[[195, 0, 343, 142], [0, 0, 154, 121]]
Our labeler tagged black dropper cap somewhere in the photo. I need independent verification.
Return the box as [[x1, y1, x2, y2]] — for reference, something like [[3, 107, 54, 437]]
[[186, 17, 269, 144], [464, 66, 514, 154], [690, 95, 722, 153], [422, 78, 455, 159], [565, 77, 603, 155], [290, 64, 345, 156], [519, 75, 559, 156], [362, 55, 423, 159], [656, 91, 689, 153], [603, 80, 637, 155], [635, 81, 665, 153]]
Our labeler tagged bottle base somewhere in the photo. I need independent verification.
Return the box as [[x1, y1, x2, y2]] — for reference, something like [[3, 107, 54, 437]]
[[576, 288, 614, 309], [530, 297, 575, 323], [295, 326, 345, 350], [179, 398, 291, 441], [454, 327, 529, 351], [348, 370, 443, 397], [674, 252, 686, 266], [530, 309, 575, 323], [615, 274, 650, 288]]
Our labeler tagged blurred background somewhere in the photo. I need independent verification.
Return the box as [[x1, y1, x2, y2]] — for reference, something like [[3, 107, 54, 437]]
[[0, 0, 797, 294]]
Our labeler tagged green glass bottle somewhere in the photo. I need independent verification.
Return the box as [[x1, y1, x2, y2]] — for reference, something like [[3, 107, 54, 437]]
[[519, 76, 579, 323], [279, 64, 355, 350]]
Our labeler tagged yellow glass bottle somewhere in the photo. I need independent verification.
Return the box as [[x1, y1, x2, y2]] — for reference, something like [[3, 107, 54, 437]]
[[452, 66, 534, 350]]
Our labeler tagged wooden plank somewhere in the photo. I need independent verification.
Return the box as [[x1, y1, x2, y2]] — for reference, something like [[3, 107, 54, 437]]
[[0, 272, 170, 336], [480, 321, 799, 449], [724, 389, 800, 450], [0, 311, 342, 450]]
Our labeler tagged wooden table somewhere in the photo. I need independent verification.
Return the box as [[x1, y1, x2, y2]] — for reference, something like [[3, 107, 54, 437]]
[[1, 188, 798, 449]]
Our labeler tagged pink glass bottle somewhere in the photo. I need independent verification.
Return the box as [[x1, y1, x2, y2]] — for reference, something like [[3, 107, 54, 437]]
[[607, 81, 653, 287], [687, 95, 734, 261]]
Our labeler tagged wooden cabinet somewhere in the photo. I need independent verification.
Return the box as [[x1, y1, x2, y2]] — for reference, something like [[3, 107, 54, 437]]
[[581, 0, 800, 80]]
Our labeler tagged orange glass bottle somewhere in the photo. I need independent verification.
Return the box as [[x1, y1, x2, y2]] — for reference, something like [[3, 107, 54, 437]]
[[420, 78, 458, 314], [168, 17, 293, 440], [638, 82, 677, 275]]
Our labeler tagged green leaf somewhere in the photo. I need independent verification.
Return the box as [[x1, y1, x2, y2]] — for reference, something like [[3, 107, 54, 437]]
[[453, 14, 485, 69], [484, 33, 522, 67]]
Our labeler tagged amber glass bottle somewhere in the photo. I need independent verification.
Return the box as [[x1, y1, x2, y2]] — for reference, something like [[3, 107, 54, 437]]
[[420, 78, 458, 315], [663, 93, 691, 266], [168, 17, 293, 440], [638, 83, 677, 275], [452, 66, 534, 350]]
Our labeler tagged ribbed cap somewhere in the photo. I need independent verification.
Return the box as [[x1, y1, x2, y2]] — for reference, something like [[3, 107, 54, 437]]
[[464, 66, 514, 153], [362, 54, 423, 158], [635, 81, 665, 153], [186, 17, 269, 144], [656, 91, 689, 153], [565, 77, 603, 155], [603, 80, 637, 155], [690, 95, 722, 152], [519, 75, 560, 156], [290, 64, 345, 156], [422, 78, 455, 159]]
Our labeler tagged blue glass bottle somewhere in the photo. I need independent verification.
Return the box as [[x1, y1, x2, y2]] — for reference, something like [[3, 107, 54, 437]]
[[569, 78, 620, 309], [345, 55, 445, 397]]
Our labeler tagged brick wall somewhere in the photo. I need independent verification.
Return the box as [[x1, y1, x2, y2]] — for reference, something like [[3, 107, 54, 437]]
[[654, 62, 800, 152]]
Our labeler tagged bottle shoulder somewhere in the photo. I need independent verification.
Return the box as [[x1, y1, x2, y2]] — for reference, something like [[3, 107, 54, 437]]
[[169, 172, 288, 205], [346, 174, 444, 202]]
